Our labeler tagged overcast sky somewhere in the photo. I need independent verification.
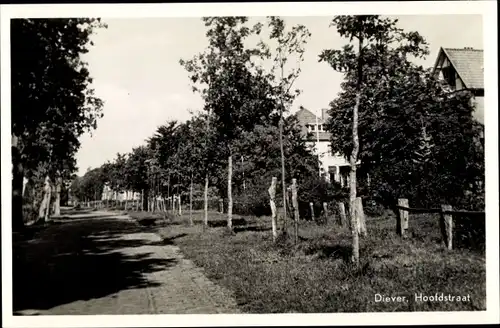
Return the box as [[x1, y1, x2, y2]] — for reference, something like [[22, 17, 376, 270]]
[[76, 14, 483, 175]]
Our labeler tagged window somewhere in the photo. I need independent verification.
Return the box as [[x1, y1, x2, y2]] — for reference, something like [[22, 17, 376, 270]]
[[442, 66, 456, 89]]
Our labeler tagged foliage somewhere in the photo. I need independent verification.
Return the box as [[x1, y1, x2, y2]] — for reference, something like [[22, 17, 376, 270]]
[[124, 146, 153, 194], [11, 18, 106, 178], [11, 18, 106, 227], [228, 116, 320, 216], [70, 167, 106, 202], [180, 17, 275, 150], [319, 15, 484, 210]]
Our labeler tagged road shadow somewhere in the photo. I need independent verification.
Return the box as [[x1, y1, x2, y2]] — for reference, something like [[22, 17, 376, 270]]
[[208, 218, 247, 228], [233, 225, 271, 233], [12, 217, 177, 313]]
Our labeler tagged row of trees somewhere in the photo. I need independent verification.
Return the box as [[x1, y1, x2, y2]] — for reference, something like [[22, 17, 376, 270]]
[[14, 16, 483, 265], [72, 16, 483, 256], [11, 18, 107, 230], [71, 17, 329, 230]]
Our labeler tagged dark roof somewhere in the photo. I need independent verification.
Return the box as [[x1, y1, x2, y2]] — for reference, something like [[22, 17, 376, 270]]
[[434, 47, 484, 89], [296, 107, 326, 124], [295, 107, 331, 141]]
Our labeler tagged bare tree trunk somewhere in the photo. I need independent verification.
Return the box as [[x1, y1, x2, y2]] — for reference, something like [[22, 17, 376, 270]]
[[141, 189, 144, 211], [38, 176, 51, 222], [189, 173, 194, 226], [227, 154, 233, 231], [167, 173, 171, 212], [350, 94, 361, 265], [12, 135, 25, 231], [350, 34, 364, 266], [291, 178, 300, 244], [269, 177, 278, 241], [54, 178, 62, 216], [47, 184, 53, 220], [278, 117, 287, 236], [204, 173, 209, 228]]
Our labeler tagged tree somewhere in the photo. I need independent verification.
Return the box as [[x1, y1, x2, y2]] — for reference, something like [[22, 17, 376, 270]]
[[125, 145, 153, 210], [319, 15, 484, 265], [11, 18, 106, 229], [231, 114, 321, 218], [263, 16, 311, 236], [319, 15, 429, 265], [180, 17, 275, 231], [174, 116, 216, 224], [70, 167, 107, 205]]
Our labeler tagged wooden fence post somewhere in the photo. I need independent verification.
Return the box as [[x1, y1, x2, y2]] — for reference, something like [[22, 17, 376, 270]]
[[291, 178, 299, 244], [338, 202, 347, 227], [323, 202, 329, 224], [397, 198, 409, 237], [309, 202, 315, 221], [441, 204, 453, 250], [355, 197, 367, 236], [269, 177, 278, 242]]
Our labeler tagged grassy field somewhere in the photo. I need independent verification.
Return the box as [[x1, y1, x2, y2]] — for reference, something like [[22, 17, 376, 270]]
[[128, 209, 486, 313]]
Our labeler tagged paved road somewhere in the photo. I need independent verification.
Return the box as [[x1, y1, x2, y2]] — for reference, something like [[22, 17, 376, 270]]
[[13, 211, 240, 315]]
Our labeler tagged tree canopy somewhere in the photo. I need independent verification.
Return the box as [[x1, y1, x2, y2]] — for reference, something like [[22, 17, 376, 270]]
[[319, 15, 484, 209], [11, 18, 107, 228]]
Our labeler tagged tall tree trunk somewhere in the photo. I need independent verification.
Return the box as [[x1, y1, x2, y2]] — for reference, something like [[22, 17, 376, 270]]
[[54, 177, 61, 216], [167, 173, 171, 211], [12, 135, 25, 231], [227, 154, 233, 231], [38, 176, 51, 222], [46, 183, 53, 220], [269, 177, 278, 241], [350, 34, 364, 266], [189, 173, 193, 226], [204, 173, 209, 228], [279, 117, 287, 235], [141, 189, 145, 211]]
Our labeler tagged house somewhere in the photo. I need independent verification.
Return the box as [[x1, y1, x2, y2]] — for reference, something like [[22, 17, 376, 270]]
[[295, 107, 351, 186], [101, 183, 140, 202], [432, 47, 484, 124]]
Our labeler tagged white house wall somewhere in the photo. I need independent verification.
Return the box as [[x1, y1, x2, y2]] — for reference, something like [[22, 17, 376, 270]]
[[306, 140, 350, 182], [472, 96, 484, 124], [101, 187, 140, 201]]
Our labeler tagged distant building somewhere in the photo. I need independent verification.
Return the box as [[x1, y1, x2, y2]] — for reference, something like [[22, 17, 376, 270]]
[[101, 183, 140, 201], [295, 107, 351, 186], [432, 47, 484, 124]]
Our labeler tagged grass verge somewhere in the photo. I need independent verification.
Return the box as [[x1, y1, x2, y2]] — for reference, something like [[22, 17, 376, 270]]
[[157, 210, 486, 313]]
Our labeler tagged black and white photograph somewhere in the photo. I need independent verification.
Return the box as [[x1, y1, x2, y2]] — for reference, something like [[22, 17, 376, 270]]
[[1, 1, 498, 327]]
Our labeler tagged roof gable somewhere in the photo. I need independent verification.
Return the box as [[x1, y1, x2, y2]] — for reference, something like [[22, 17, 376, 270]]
[[438, 47, 484, 89], [296, 107, 323, 124]]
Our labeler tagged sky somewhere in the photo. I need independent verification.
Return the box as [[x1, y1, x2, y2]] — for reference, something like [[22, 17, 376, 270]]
[[75, 14, 483, 176]]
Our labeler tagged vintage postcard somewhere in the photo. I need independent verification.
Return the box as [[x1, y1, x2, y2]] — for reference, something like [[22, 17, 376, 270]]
[[1, 1, 498, 327]]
